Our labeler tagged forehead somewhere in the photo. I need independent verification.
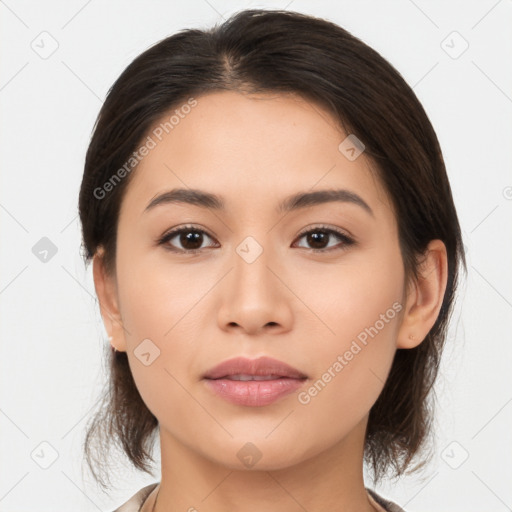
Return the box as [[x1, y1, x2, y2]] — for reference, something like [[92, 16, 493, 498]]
[[120, 90, 393, 220]]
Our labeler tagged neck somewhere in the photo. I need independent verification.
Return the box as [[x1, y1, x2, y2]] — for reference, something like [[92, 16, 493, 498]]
[[149, 416, 379, 512]]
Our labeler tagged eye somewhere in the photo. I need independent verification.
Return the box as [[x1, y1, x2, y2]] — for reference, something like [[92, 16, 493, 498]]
[[293, 225, 355, 253], [157, 225, 218, 254], [157, 224, 355, 254]]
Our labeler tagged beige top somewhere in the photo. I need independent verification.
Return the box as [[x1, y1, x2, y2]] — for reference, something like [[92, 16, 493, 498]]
[[111, 483, 406, 512]]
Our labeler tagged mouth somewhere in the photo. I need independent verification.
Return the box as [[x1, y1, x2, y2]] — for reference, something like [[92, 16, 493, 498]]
[[218, 374, 288, 381], [203, 355, 307, 380], [203, 356, 308, 407]]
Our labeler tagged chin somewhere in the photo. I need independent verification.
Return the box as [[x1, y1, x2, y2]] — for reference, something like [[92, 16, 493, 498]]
[[200, 435, 318, 472]]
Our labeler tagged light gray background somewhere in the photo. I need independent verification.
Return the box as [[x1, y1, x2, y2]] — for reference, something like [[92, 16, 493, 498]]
[[1, 1, 511, 511]]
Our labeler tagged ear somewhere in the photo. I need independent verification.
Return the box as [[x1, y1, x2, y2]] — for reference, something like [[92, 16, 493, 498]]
[[396, 239, 448, 349], [92, 248, 127, 352]]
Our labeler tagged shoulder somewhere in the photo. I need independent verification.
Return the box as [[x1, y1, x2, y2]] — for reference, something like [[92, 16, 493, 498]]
[[367, 488, 407, 512], [111, 483, 159, 512]]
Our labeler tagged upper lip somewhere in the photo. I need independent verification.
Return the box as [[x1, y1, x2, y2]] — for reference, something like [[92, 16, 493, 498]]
[[203, 356, 307, 380]]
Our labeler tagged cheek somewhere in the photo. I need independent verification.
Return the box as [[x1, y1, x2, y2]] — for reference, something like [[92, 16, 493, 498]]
[[291, 249, 404, 419], [291, 241, 404, 348], [114, 248, 208, 411], [117, 242, 212, 340], [292, 307, 401, 453]]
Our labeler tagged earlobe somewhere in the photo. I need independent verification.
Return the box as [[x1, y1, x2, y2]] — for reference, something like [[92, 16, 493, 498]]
[[92, 249, 127, 352], [396, 239, 448, 349]]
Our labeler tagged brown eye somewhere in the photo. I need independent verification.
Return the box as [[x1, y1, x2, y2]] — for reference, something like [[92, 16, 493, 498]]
[[158, 224, 355, 254], [304, 230, 329, 250], [158, 226, 217, 253], [294, 227, 355, 253], [177, 230, 204, 250]]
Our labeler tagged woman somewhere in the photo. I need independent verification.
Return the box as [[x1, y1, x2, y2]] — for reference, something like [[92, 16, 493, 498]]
[[79, 8, 466, 512]]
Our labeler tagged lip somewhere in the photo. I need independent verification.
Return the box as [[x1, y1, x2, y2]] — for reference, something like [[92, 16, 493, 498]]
[[203, 356, 308, 407], [203, 356, 307, 380]]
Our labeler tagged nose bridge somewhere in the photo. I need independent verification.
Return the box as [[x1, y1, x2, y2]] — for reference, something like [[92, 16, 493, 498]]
[[217, 231, 291, 333], [232, 233, 274, 300]]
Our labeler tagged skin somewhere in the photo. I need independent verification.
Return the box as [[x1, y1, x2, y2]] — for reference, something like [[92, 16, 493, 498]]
[[93, 90, 448, 512]]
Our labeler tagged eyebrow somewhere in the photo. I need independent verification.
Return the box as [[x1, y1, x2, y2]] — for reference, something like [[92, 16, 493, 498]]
[[143, 187, 374, 217]]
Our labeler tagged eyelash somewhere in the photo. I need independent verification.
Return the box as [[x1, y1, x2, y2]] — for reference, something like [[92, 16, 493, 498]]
[[157, 224, 356, 255]]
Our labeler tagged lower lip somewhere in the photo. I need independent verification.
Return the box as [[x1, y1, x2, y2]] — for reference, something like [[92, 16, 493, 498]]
[[204, 377, 306, 406]]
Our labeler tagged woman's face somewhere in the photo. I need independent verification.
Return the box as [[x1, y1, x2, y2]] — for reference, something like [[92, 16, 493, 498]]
[[104, 90, 410, 469]]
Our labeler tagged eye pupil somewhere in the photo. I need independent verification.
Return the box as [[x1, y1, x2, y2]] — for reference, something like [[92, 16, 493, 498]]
[[181, 231, 203, 250], [307, 231, 328, 249]]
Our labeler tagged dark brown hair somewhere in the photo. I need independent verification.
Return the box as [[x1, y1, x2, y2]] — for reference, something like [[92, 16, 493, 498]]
[[79, 8, 466, 491]]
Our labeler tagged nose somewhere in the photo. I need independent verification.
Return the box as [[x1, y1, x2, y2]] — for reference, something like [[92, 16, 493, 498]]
[[217, 239, 293, 336]]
